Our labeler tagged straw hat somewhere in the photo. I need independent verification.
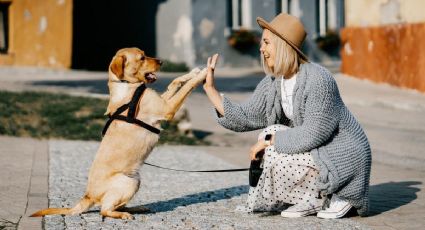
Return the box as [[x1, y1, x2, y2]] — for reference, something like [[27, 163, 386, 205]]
[[257, 13, 308, 61]]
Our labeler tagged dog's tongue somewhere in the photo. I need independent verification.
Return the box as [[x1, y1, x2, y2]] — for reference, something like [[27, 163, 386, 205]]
[[147, 73, 157, 82]]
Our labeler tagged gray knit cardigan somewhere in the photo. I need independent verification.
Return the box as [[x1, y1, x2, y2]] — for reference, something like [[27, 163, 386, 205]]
[[215, 62, 371, 216]]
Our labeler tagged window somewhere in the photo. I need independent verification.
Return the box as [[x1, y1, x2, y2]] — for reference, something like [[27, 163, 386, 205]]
[[281, 0, 302, 18], [0, 2, 10, 53], [318, 0, 343, 36], [228, 0, 252, 29], [277, 0, 290, 14], [318, 0, 328, 36]]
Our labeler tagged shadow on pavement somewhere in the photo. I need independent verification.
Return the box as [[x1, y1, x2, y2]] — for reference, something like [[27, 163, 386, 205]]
[[140, 185, 249, 213], [368, 181, 421, 216], [31, 73, 264, 95]]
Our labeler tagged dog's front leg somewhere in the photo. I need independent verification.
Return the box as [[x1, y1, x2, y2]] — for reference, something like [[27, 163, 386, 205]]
[[163, 68, 208, 120], [161, 68, 200, 100]]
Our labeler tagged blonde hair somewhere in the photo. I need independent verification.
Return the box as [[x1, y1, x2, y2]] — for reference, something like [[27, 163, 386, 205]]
[[261, 31, 306, 78]]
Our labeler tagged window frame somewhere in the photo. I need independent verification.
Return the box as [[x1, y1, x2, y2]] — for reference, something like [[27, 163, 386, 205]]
[[229, 0, 252, 30], [0, 1, 10, 54]]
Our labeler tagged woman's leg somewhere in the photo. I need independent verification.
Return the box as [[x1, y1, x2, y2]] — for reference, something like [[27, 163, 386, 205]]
[[236, 125, 289, 212], [238, 125, 323, 214], [277, 152, 324, 217]]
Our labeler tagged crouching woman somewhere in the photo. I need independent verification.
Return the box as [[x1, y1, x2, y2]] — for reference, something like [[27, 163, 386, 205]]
[[203, 13, 371, 218]]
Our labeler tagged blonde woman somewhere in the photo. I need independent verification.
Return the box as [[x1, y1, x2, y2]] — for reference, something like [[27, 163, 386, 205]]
[[203, 13, 371, 218]]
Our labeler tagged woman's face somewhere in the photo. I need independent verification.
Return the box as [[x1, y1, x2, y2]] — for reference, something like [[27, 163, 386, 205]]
[[260, 29, 276, 70]]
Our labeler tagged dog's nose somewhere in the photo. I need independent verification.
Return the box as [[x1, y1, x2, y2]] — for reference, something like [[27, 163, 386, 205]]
[[158, 60, 163, 66]]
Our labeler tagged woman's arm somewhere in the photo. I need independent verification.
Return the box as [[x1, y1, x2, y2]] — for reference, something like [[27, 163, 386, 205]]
[[202, 54, 269, 132], [216, 82, 269, 132]]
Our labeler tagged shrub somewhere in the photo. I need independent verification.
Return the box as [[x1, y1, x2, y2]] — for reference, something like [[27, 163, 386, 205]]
[[227, 29, 260, 52], [315, 30, 341, 55], [160, 60, 189, 72]]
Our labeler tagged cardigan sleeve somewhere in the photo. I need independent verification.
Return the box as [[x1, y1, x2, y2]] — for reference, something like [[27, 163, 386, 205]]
[[274, 74, 341, 154], [213, 76, 271, 132]]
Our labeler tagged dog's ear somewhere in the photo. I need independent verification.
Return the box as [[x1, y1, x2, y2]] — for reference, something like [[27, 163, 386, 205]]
[[110, 55, 127, 78]]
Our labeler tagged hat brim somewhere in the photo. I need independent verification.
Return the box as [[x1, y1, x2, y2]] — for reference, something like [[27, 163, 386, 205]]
[[257, 17, 308, 61]]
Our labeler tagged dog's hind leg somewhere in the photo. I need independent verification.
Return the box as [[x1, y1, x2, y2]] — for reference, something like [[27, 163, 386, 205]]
[[161, 68, 200, 100], [100, 197, 134, 220], [100, 174, 140, 220]]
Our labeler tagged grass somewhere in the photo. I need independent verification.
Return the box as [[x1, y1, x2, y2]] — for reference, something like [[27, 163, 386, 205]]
[[0, 91, 208, 145]]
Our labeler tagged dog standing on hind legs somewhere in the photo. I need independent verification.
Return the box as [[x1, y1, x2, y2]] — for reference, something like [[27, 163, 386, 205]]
[[30, 48, 219, 220]]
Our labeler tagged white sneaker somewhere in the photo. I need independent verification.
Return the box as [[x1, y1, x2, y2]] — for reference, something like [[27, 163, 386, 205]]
[[317, 195, 352, 219], [281, 201, 323, 218]]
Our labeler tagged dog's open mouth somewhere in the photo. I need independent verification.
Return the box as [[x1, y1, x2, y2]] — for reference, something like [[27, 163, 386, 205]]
[[145, 72, 157, 83]]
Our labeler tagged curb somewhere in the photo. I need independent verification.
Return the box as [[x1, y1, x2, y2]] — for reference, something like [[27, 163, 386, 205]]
[[18, 140, 48, 230]]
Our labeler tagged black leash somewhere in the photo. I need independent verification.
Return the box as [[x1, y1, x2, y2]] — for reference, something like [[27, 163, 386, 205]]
[[144, 162, 249, 172], [102, 83, 161, 136]]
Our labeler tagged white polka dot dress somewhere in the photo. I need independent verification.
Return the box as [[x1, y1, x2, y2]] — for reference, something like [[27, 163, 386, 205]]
[[237, 124, 322, 212]]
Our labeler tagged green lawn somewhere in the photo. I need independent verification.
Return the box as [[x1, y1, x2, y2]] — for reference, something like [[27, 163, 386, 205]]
[[0, 91, 208, 145]]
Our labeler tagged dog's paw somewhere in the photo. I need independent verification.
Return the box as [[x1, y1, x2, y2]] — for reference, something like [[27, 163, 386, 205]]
[[194, 68, 208, 82], [190, 67, 201, 75], [120, 212, 135, 220]]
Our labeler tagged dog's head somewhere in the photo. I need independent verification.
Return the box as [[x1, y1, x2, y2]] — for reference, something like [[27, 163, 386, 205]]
[[108, 48, 162, 84]]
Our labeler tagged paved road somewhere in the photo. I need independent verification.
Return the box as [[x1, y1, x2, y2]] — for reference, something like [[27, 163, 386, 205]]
[[1, 66, 425, 229]]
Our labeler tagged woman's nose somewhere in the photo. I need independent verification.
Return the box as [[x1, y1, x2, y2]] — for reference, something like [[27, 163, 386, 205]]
[[259, 44, 264, 53]]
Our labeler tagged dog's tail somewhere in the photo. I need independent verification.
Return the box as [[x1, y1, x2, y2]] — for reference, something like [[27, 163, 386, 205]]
[[30, 195, 93, 217]]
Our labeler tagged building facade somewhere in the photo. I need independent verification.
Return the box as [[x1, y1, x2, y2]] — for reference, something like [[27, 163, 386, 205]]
[[0, 0, 72, 68], [0, 0, 345, 70], [157, 0, 345, 68], [341, 0, 425, 93]]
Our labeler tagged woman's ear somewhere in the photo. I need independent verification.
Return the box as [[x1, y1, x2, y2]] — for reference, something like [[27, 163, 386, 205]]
[[109, 55, 127, 78]]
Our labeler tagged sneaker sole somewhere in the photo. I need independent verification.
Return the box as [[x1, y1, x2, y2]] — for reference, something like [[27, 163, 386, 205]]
[[317, 204, 352, 219], [281, 206, 322, 218]]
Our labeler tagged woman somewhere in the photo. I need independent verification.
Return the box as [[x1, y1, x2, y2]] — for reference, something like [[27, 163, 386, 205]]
[[203, 13, 371, 218]]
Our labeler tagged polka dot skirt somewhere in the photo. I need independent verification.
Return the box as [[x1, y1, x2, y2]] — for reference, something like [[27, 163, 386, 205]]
[[237, 124, 322, 212]]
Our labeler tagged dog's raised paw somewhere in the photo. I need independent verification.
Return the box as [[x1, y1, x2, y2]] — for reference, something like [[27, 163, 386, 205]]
[[190, 67, 201, 74], [194, 68, 208, 81]]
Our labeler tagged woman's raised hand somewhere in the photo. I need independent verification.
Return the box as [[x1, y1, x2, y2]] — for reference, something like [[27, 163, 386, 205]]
[[202, 54, 224, 116], [203, 54, 219, 90]]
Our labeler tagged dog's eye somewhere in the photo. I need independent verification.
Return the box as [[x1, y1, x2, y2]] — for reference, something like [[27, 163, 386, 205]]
[[140, 56, 145, 61]]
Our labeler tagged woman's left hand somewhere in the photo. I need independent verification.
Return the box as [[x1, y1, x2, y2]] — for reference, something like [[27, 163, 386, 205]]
[[249, 140, 267, 160]]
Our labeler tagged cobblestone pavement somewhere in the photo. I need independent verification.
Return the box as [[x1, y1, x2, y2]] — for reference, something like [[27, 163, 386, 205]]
[[44, 140, 369, 230]]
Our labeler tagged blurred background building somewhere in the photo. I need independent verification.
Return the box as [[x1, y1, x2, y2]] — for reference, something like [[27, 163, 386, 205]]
[[0, 0, 72, 68], [157, 0, 345, 68], [0, 0, 424, 92], [341, 0, 425, 92]]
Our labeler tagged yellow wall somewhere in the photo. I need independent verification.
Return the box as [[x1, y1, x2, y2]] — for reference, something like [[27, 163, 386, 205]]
[[0, 0, 72, 68], [345, 0, 425, 27]]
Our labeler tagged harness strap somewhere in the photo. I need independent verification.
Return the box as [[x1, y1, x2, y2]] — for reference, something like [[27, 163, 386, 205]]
[[102, 84, 161, 136], [127, 84, 146, 118], [109, 115, 161, 134]]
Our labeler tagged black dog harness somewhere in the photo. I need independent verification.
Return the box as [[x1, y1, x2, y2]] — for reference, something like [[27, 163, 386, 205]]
[[102, 83, 161, 136]]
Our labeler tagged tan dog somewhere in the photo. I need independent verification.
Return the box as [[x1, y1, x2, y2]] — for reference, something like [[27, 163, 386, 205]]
[[30, 48, 208, 219]]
